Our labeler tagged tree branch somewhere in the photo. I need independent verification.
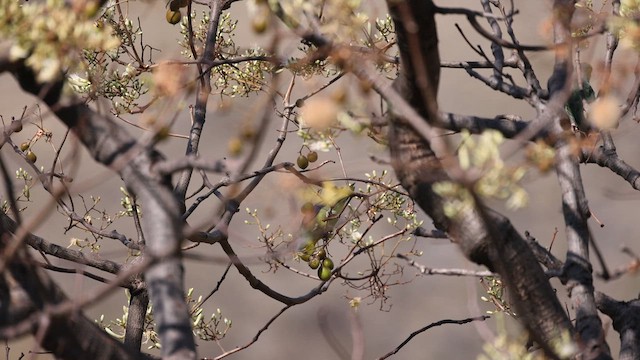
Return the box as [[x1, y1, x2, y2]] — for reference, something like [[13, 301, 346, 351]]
[[383, 1, 574, 358], [595, 292, 640, 360], [377, 315, 489, 360], [546, 1, 611, 357], [0, 220, 140, 359], [8, 60, 196, 359]]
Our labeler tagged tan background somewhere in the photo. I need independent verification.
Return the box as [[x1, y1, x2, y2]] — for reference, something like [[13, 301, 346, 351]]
[[1, 1, 639, 359]]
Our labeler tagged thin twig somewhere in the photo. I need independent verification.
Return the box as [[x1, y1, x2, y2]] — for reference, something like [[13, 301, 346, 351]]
[[397, 254, 494, 277], [213, 305, 293, 359], [377, 315, 490, 359]]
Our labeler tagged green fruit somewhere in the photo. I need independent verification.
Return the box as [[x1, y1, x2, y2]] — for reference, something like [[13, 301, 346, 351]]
[[309, 257, 320, 269], [25, 150, 36, 163], [322, 258, 334, 270], [297, 155, 309, 169], [298, 252, 311, 262], [316, 248, 326, 260], [228, 137, 243, 156], [19, 142, 30, 151], [252, 16, 268, 34], [307, 151, 318, 163], [166, 9, 181, 24], [299, 240, 316, 256], [318, 265, 332, 281]]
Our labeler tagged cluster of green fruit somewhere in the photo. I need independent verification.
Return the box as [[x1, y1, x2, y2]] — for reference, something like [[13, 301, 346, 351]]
[[296, 151, 318, 169], [19, 141, 36, 163], [166, 0, 189, 25], [298, 240, 334, 281]]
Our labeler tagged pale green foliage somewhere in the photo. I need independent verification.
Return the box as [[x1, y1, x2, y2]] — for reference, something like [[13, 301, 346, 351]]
[[359, 14, 398, 74], [372, 15, 395, 46], [478, 313, 576, 360], [14, 167, 33, 202], [118, 187, 140, 218], [480, 276, 515, 316], [621, 0, 640, 17], [432, 181, 475, 219], [526, 140, 556, 173], [573, 1, 596, 38], [478, 314, 544, 360], [359, 170, 423, 234], [271, 0, 397, 77], [68, 236, 101, 252], [478, 279, 577, 359], [0, 167, 34, 213], [80, 3, 150, 114], [244, 170, 421, 303], [297, 124, 339, 153], [0, 0, 120, 82], [610, 0, 640, 49], [97, 288, 231, 349], [433, 130, 529, 219], [272, 0, 366, 43], [458, 130, 528, 209], [179, 12, 271, 97]]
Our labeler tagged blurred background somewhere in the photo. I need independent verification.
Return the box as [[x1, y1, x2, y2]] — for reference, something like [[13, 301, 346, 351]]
[[1, 0, 639, 359]]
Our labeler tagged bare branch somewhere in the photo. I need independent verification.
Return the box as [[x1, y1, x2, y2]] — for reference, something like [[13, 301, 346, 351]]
[[174, 0, 230, 209], [0, 224, 140, 359], [10, 61, 196, 359], [595, 292, 640, 360], [377, 315, 490, 360], [213, 305, 292, 359], [547, 0, 611, 357], [396, 254, 494, 277]]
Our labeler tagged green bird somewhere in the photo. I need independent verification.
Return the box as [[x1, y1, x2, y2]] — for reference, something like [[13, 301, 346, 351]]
[[565, 64, 595, 132], [297, 183, 353, 259]]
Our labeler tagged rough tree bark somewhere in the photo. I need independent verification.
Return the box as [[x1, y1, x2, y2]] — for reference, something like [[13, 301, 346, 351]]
[[0, 215, 142, 360], [0, 56, 197, 359], [384, 0, 573, 357], [596, 292, 640, 360]]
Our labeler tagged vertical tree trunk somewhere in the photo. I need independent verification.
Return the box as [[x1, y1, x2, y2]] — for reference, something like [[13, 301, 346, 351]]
[[385, 1, 573, 356]]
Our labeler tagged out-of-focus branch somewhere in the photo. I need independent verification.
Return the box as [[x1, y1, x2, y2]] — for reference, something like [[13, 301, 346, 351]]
[[595, 292, 640, 360], [435, 6, 549, 51], [0, 220, 140, 360], [382, 1, 573, 358], [439, 112, 538, 138], [124, 286, 149, 353], [7, 59, 196, 359], [174, 0, 229, 210], [546, 1, 611, 358], [0, 212, 122, 275], [581, 144, 640, 190]]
